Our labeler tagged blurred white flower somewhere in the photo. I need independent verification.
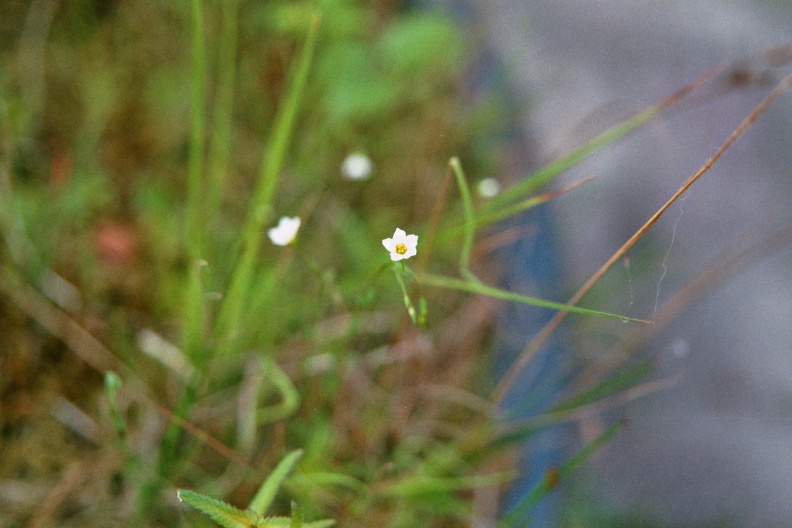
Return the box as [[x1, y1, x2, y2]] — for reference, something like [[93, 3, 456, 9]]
[[382, 228, 418, 261], [341, 152, 373, 180], [267, 216, 301, 246], [477, 177, 501, 198]]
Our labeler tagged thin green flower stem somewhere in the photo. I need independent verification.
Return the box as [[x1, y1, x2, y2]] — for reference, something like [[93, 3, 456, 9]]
[[416, 160, 453, 274], [257, 356, 300, 424], [248, 449, 303, 516], [214, 15, 321, 345], [160, 0, 208, 487], [244, 14, 321, 239], [396, 263, 428, 326], [492, 71, 792, 404], [393, 265, 418, 324], [291, 501, 304, 528], [205, 0, 240, 231], [420, 273, 646, 322], [449, 157, 477, 281], [185, 0, 206, 260], [449, 175, 596, 242]]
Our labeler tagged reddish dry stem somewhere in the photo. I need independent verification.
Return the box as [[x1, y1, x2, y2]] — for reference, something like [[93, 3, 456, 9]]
[[493, 72, 792, 404]]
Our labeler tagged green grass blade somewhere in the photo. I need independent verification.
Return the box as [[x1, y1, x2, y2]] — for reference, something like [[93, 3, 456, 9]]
[[103, 371, 126, 438], [550, 362, 652, 414], [206, 0, 240, 229], [215, 14, 321, 345], [258, 356, 300, 424], [290, 472, 368, 494], [486, 62, 726, 216], [248, 449, 304, 516], [178, 489, 259, 528], [259, 519, 335, 528], [420, 273, 646, 322], [489, 364, 650, 452], [247, 14, 322, 233], [185, 0, 207, 260], [184, 0, 208, 363], [498, 422, 622, 527], [449, 157, 475, 278], [484, 104, 661, 213], [290, 502, 303, 528], [438, 176, 595, 243]]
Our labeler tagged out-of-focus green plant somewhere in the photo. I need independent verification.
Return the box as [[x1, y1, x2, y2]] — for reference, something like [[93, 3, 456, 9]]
[[179, 450, 334, 528]]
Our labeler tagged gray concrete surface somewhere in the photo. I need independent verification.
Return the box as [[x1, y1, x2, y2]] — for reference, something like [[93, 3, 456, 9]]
[[445, 1, 792, 525]]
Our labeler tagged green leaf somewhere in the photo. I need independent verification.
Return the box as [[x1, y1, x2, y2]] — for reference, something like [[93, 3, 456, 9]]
[[378, 14, 463, 76], [301, 521, 335, 528], [258, 356, 301, 425], [258, 518, 335, 528], [483, 104, 663, 213], [178, 489, 259, 528], [103, 371, 126, 437], [449, 157, 475, 279], [420, 273, 647, 322], [259, 516, 292, 526], [248, 449, 304, 516], [215, 13, 321, 346], [290, 502, 303, 528], [551, 362, 652, 414], [290, 471, 367, 494]]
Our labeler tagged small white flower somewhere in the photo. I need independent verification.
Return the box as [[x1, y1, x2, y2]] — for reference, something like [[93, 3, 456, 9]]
[[341, 152, 373, 180], [477, 177, 501, 198], [267, 216, 301, 246], [382, 228, 418, 261]]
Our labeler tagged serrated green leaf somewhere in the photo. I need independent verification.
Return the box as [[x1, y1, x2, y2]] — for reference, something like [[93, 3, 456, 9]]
[[258, 518, 334, 528], [248, 449, 304, 516], [303, 519, 335, 528], [302, 520, 335, 528], [258, 517, 292, 527], [178, 489, 259, 528]]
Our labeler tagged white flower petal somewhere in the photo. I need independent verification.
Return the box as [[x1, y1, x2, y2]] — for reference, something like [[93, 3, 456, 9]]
[[268, 216, 301, 246], [382, 228, 418, 261]]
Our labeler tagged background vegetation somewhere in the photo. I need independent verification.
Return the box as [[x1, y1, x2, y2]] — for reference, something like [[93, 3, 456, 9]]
[[2, 1, 788, 527], [0, 2, 515, 526]]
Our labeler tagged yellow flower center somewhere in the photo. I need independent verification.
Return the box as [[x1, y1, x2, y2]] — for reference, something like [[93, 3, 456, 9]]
[[395, 243, 408, 255]]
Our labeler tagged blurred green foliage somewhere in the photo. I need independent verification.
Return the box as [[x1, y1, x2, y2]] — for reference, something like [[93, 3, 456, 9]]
[[0, 0, 692, 526], [0, 1, 507, 527]]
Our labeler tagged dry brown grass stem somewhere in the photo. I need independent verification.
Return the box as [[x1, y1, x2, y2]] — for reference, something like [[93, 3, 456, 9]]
[[492, 72, 792, 404], [577, 220, 792, 390], [0, 265, 255, 469]]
